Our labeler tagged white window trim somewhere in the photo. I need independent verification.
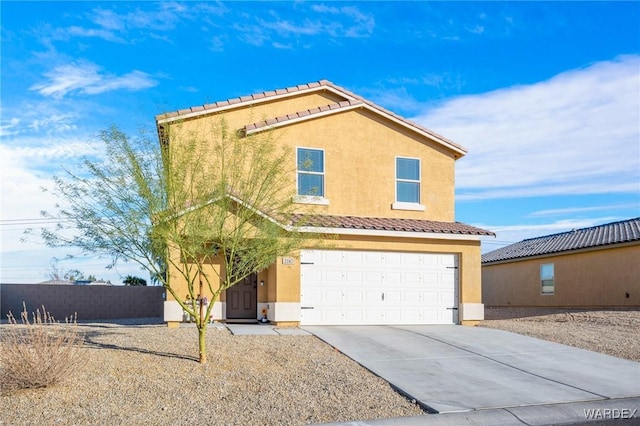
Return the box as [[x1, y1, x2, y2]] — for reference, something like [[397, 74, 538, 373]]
[[540, 263, 555, 295], [297, 147, 326, 198], [395, 156, 421, 205], [392, 202, 425, 211], [293, 195, 330, 205]]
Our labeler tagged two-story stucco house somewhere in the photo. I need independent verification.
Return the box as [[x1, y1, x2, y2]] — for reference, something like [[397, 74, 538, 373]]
[[156, 80, 493, 326]]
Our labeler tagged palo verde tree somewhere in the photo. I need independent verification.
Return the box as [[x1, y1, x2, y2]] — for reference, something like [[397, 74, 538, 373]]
[[29, 118, 316, 363]]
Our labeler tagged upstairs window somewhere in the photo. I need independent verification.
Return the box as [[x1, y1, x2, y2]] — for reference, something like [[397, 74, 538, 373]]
[[297, 148, 324, 197], [541, 263, 555, 295], [396, 157, 420, 204]]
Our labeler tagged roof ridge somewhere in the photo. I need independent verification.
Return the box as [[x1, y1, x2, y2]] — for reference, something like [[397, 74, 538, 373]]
[[483, 217, 640, 263], [520, 217, 640, 242], [156, 80, 332, 121], [243, 99, 364, 132]]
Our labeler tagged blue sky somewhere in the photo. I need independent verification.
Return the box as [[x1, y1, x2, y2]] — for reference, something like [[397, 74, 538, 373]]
[[1, 1, 639, 284]]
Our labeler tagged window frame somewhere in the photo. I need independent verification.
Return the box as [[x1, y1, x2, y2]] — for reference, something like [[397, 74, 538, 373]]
[[393, 156, 425, 211], [295, 147, 328, 204], [540, 263, 555, 295]]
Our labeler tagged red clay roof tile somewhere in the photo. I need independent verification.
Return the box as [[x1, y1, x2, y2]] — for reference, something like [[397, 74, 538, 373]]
[[291, 214, 494, 236]]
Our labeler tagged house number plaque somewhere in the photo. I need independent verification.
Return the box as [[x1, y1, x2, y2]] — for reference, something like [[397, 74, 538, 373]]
[[282, 257, 295, 265]]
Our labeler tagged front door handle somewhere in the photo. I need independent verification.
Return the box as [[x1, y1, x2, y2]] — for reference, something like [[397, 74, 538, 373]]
[[381, 292, 385, 301]]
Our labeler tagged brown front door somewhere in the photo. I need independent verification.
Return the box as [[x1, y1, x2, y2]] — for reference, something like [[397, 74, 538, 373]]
[[226, 273, 258, 320]]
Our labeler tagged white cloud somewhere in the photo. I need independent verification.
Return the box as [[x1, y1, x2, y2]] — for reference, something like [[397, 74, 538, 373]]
[[66, 25, 126, 43], [30, 61, 158, 98], [414, 55, 640, 201], [529, 203, 640, 218]]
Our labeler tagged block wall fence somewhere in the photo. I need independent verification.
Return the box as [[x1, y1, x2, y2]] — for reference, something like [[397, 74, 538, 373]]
[[1, 284, 165, 321]]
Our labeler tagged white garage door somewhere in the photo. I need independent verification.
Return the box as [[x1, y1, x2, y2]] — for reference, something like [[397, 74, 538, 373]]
[[300, 250, 458, 325]]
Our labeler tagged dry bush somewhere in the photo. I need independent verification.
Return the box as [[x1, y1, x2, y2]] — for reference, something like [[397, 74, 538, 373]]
[[0, 303, 86, 393]]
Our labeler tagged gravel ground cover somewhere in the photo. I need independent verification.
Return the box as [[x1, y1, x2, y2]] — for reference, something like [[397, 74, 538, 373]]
[[480, 307, 640, 362], [3, 309, 638, 425], [0, 321, 424, 426]]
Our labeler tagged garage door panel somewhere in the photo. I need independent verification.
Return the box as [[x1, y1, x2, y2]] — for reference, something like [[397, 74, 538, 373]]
[[345, 271, 364, 282], [384, 271, 402, 283], [365, 290, 382, 303], [300, 250, 458, 325], [439, 255, 456, 267], [344, 289, 363, 303], [365, 252, 384, 264], [402, 254, 421, 266], [365, 271, 383, 283], [384, 252, 402, 265], [403, 271, 420, 284], [383, 309, 403, 323], [384, 290, 403, 303], [440, 292, 455, 304]]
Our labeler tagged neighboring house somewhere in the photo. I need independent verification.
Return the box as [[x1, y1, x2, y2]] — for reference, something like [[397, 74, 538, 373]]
[[156, 80, 494, 326], [482, 218, 640, 308]]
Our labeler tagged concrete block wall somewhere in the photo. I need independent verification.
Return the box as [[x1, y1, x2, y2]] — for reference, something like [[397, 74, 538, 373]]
[[1, 284, 165, 321]]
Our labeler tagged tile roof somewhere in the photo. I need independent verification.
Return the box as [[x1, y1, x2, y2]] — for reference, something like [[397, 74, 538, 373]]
[[291, 214, 495, 236], [243, 99, 364, 133], [482, 217, 640, 264], [155, 79, 467, 156]]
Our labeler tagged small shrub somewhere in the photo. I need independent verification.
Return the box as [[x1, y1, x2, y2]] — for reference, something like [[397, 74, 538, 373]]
[[0, 303, 86, 393]]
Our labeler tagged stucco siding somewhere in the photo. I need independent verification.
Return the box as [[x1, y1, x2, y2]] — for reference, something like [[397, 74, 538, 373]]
[[160, 83, 484, 325], [482, 244, 640, 307], [163, 92, 457, 222]]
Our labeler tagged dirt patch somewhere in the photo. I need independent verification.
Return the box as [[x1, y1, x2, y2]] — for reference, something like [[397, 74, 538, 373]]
[[480, 307, 640, 362]]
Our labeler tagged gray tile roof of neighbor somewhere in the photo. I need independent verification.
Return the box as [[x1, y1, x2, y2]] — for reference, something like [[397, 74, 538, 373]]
[[482, 217, 640, 264]]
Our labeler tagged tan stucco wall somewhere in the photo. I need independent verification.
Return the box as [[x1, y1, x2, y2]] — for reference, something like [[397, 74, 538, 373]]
[[482, 244, 640, 307], [163, 93, 457, 222], [165, 245, 224, 303]]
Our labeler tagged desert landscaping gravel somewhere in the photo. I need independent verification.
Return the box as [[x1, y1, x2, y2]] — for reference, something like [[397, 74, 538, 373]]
[[0, 321, 424, 426], [2, 308, 638, 425], [481, 308, 640, 362]]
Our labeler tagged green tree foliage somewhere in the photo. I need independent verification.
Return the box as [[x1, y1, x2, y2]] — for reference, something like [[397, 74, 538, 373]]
[[28, 119, 316, 363], [122, 275, 147, 286]]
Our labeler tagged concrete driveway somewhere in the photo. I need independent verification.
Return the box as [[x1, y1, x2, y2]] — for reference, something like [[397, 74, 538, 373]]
[[303, 325, 640, 414]]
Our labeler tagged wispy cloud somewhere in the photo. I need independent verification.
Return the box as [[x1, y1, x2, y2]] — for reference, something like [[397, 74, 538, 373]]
[[311, 4, 375, 38], [232, 4, 375, 47], [30, 60, 158, 98], [0, 103, 81, 138], [53, 2, 228, 44], [529, 203, 640, 218], [414, 55, 640, 201]]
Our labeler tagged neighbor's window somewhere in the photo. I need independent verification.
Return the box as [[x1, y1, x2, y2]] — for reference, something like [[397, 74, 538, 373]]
[[396, 157, 420, 203], [297, 148, 324, 197], [540, 263, 555, 295]]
